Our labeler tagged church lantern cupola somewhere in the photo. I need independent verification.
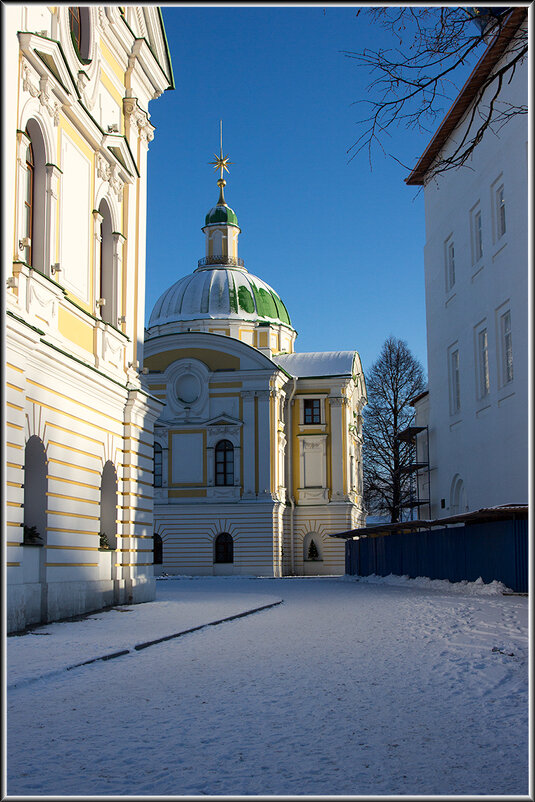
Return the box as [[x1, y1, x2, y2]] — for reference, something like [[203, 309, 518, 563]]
[[201, 123, 241, 266]]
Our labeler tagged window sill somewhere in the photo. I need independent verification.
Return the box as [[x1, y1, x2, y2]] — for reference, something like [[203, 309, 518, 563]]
[[471, 263, 485, 282], [492, 240, 507, 261]]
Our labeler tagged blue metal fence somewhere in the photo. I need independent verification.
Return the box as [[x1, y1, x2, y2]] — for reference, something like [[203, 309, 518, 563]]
[[345, 518, 528, 592]]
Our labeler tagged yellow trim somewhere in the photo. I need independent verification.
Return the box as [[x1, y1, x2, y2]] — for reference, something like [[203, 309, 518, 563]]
[[57, 307, 94, 353], [6, 382, 23, 392], [46, 510, 100, 520], [149, 384, 167, 390], [47, 527, 99, 535], [119, 506, 152, 512], [7, 563, 21, 567], [47, 457, 101, 476], [208, 392, 239, 398], [7, 481, 23, 488], [6, 442, 23, 450], [7, 522, 23, 527], [7, 501, 22, 507], [46, 421, 104, 447], [26, 385, 123, 427], [47, 475, 99, 490], [46, 545, 100, 551], [7, 422, 24, 430], [270, 389, 275, 494], [7, 402, 23, 411], [7, 462, 23, 470], [46, 562, 99, 567], [116, 562, 153, 567], [7, 542, 21, 547], [100, 40, 125, 84], [47, 440, 102, 462], [47, 491, 99, 505], [100, 69, 124, 109]]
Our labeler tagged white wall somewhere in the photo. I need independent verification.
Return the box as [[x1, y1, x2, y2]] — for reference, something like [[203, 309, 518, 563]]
[[419, 46, 528, 517]]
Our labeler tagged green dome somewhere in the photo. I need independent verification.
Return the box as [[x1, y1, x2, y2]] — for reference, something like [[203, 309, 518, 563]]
[[204, 203, 239, 228]]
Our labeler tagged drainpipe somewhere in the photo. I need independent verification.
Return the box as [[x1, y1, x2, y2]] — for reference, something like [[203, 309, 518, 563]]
[[287, 377, 297, 575]]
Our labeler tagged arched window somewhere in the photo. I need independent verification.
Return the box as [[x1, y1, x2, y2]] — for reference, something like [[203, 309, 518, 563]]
[[153, 533, 163, 565], [100, 461, 117, 549], [154, 443, 162, 488], [23, 141, 34, 266], [68, 7, 91, 63], [215, 440, 234, 486], [98, 199, 115, 324], [214, 533, 233, 564], [450, 475, 467, 515], [24, 436, 47, 545], [23, 121, 46, 273]]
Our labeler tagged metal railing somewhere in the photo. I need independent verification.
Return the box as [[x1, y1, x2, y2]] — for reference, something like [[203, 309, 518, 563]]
[[197, 256, 245, 268]]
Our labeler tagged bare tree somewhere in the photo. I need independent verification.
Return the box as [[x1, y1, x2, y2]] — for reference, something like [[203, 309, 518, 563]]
[[363, 336, 425, 523], [344, 6, 528, 180]]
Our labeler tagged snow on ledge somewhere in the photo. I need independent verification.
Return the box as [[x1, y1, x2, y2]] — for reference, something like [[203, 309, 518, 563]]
[[343, 573, 513, 596]]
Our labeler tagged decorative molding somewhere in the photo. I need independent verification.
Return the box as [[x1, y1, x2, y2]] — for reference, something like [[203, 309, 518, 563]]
[[123, 96, 154, 143]]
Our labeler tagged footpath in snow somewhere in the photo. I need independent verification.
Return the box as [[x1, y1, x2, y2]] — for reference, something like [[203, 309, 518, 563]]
[[7, 574, 529, 797]]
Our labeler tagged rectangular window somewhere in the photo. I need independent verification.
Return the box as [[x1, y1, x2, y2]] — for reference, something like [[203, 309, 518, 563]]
[[445, 237, 455, 291], [477, 328, 490, 398], [501, 310, 513, 384], [496, 184, 506, 239], [303, 399, 321, 424], [449, 347, 461, 414]]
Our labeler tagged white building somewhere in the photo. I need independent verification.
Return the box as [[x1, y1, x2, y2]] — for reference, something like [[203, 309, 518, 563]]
[[144, 158, 367, 576], [4, 6, 173, 632], [406, 9, 528, 518]]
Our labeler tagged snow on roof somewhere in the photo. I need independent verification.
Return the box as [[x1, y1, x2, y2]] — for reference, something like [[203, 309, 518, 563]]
[[273, 351, 357, 378]]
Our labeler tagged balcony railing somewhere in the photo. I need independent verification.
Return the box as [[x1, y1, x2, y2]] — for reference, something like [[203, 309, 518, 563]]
[[197, 256, 245, 268]]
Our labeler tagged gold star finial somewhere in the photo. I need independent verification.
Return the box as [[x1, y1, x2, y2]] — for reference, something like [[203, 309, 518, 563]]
[[208, 120, 233, 204]]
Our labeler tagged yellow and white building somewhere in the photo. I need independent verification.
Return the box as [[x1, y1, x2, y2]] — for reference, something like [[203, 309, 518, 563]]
[[145, 159, 367, 576], [4, 6, 173, 632]]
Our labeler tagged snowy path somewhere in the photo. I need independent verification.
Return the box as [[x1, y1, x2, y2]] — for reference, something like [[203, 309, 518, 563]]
[[7, 576, 528, 796]]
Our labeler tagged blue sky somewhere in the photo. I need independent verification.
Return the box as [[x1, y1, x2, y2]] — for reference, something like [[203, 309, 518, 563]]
[[145, 6, 475, 375]]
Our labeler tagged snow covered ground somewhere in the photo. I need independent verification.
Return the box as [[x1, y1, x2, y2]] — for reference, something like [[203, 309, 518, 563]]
[[7, 574, 529, 797]]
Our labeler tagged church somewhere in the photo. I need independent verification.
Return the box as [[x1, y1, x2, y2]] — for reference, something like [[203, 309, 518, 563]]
[[5, 6, 173, 632], [144, 148, 367, 576]]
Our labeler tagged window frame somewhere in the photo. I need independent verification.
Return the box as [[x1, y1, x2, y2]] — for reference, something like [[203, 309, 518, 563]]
[[215, 439, 234, 486], [214, 532, 234, 564], [303, 398, 321, 425], [444, 235, 455, 292], [448, 345, 461, 415], [472, 207, 483, 263], [495, 184, 506, 240], [500, 309, 513, 385], [24, 140, 34, 266], [154, 443, 163, 488], [475, 325, 490, 400]]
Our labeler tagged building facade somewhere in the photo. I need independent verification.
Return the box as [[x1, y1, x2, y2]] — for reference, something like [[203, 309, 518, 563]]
[[406, 9, 528, 518], [4, 6, 173, 632], [144, 162, 367, 576]]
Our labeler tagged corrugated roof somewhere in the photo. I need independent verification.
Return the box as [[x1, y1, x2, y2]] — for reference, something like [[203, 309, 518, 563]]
[[331, 504, 528, 538]]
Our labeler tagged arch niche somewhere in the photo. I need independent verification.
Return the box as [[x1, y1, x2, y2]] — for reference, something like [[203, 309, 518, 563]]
[[100, 461, 118, 549]]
